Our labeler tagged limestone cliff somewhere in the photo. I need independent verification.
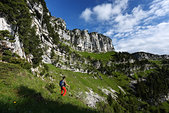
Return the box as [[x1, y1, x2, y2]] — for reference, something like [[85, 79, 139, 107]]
[[51, 17, 114, 52], [0, 0, 114, 74]]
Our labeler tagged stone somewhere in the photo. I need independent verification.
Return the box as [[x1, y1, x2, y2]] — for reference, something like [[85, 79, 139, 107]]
[[0, 18, 12, 32], [118, 86, 126, 94], [85, 89, 105, 108]]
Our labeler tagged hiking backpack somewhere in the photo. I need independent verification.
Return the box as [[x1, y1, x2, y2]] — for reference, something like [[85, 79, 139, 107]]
[[59, 80, 65, 87]]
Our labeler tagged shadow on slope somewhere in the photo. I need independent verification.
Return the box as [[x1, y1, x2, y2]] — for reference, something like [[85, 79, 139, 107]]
[[0, 86, 99, 113]]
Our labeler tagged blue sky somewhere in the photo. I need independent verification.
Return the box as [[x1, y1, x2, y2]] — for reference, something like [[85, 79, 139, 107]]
[[45, 0, 169, 55]]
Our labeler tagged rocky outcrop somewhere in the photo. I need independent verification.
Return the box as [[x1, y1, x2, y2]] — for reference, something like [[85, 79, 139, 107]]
[[51, 17, 114, 53], [2, 0, 168, 76], [132, 52, 169, 60], [26, 0, 114, 73], [85, 89, 105, 108], [100, 87, 118, 100], [0, 0, 114, 73], [0, 18, 26, 59], [0, 18, 12, 32]]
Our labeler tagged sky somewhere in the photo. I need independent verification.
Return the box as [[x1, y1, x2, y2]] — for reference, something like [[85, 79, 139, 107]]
[[45, 0, 169, 55]]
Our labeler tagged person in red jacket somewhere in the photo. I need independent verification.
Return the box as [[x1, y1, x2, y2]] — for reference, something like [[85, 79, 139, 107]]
[[59, 76, 70, 96]]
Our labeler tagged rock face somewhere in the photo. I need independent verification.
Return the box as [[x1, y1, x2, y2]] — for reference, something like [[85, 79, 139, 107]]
[[0, 18, 26, 58], [0, 0, 114, 74], [51, 17, 114, 52], [1, 0, 168, 72], [85, 89, 105, 108], [132, 52, 169, 60], [0, 18, 12, 32]]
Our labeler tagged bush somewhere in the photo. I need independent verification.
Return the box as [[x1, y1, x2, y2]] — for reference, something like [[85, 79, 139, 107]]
[[20, 60, 32, 70], [135, 66, 169, 104], [3, 50, 12, 56], [2, 55, 11, 62], [40, 69, 45, 76], [45, 83, 55, 93], [0, 30, 10, 37], [44, 64, 49, 72], [2, 50, 31, 69], [53, 32, 60, 44], [107, 93, 113, 106], [50, 48, 55, 59], [45, 73, 50, 77]]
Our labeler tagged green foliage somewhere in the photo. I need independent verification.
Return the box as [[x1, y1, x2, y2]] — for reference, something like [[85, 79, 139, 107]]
[[40, 69, 45, 76], [44, 63, 49, 72], [97, 102, 114, 113], [3, 50, 12, 56], [135, 65, 169, 104], [0, 30, 10, 37], [0, 62, 99, 113], [133, 73, 139, 80], [53, 32, 60, 44], [2, 50, 31, 70], [107, 93, 113, 106], [0, 0, 43, 67], [45, 83, 56, 93], [0, 36, 4, 40], [2, 50, 13, 62], [0, 62, 21, 77], [0, 60, 169, 113], [40, 0, 60, 45], [117, 92, 140, 112], [23, 27, 43, 67], [111, 52, 135, 62], [78, 51, 115, 62], [0, 30, 15, 41], [0, 0, 32, 26], [50, 48, 55, 59], [58, 43, 71, 53], [162, 59, 169, 64]]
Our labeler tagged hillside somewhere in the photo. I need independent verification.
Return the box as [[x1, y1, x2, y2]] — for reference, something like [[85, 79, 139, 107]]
[[0, 0, 169, 113]]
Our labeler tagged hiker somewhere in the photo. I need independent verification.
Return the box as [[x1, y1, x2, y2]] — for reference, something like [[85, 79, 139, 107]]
[[59, 76, 70, 96]]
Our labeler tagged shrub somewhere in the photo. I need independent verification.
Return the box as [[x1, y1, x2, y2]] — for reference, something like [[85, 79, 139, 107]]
[[3, 50, 12, 56], [107, 93, 113, 106], [44, 64, 49, 72], [45, 83, 55, 93], [135, 66, 169, 104], [0, 30, 10, 37], [45, 73, 50, 77], [2, 55, 11, 62], [1, 0, 43, 67], [40, 69, 45, 76]]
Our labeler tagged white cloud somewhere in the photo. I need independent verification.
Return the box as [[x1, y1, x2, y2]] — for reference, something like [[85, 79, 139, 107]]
[[114, 22, 169, 55], [150, 0, 169, 17], [80, 8, 92, 22], [80, 0, 128, 21], [112, 0, 128, 14], [80, 0, 169, 54], [93, 3, 112, 21], [144, 0, 169, 23]]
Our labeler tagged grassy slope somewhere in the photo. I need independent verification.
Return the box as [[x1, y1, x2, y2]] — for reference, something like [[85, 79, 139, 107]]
[[1, 51, 169, 113], [78, 51, 115, 61], [0, 62, 120, 113], [47, 64, 119, 92]]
